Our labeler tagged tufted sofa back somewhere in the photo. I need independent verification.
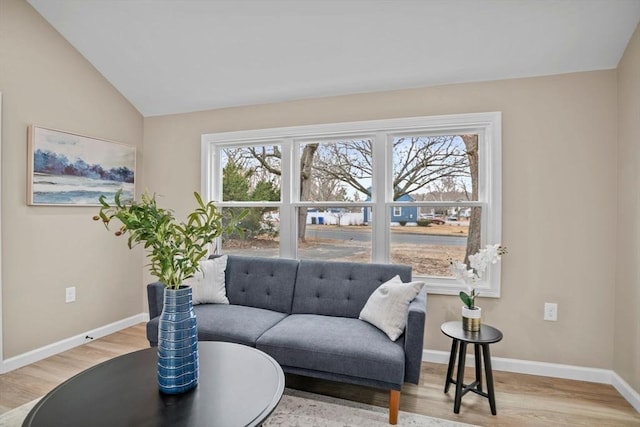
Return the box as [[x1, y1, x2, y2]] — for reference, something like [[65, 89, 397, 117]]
[[292, 259, 412, 318], [224, 255, 299, 313]]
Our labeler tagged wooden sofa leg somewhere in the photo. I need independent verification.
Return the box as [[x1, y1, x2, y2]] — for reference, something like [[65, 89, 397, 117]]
[[389, 389, 400, 425]]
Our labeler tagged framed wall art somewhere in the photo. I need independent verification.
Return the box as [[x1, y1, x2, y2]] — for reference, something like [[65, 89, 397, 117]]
[[27, 126, 136, 206]]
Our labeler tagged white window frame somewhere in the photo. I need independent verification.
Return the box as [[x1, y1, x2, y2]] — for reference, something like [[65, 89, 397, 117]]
[[201, 112, 502, 297]]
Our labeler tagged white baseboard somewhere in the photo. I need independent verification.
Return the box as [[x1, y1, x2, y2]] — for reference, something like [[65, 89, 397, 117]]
[[0, 313, 149, 374], [612, 371, 640, 414], [423, 350, 640, 414]]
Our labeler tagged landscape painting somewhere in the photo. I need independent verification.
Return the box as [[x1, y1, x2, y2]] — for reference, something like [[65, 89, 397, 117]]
[[28, 126, 135, 206]]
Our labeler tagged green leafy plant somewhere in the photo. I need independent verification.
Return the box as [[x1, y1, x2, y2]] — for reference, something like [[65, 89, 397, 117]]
[[94, 190, 244, 289], [459, 288, 479, 310]]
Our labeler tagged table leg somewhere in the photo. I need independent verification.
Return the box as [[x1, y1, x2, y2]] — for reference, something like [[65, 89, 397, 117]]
[[444, 339, 459, 393], [483, 343, 497, 415], [474, 344, 483, 392], [454, 341, 467, 414]]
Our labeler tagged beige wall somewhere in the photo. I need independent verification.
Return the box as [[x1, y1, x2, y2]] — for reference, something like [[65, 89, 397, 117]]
[[616, 24, 640, 392], [145, 70, 619, 369], [1, 0, 635, 397], [0, 0, 144, 358]]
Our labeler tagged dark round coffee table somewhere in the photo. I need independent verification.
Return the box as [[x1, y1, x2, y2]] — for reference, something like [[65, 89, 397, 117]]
[[23, 341, 285, 427]]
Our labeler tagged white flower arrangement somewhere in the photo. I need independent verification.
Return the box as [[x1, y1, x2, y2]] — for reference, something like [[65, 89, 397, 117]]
[[450, 244, 507, 309]]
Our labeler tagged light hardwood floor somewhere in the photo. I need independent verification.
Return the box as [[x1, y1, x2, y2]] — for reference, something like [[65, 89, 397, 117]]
[[1, 324, 639, 426]]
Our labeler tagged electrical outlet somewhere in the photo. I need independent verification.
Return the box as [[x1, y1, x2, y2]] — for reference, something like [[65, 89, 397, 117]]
[[65, 286, 76, 303], [544, 302, 558, 321]]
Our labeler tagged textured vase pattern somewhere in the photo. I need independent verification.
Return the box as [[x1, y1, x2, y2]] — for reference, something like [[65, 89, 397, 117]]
[[157, 286, 199, 394]]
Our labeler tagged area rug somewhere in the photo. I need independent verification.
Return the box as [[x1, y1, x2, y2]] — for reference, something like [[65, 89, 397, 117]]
[[0, 389, 476, 427]]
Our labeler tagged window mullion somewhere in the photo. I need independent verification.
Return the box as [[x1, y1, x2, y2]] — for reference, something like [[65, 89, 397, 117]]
[[371, 131, 389, 264], [280, 139, 295, 259], [210, 143, 220, 202], [206, 142, 222, 253]]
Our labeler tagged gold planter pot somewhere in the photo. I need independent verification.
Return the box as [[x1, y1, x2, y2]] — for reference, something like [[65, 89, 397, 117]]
[[462, 306, 482, 332]]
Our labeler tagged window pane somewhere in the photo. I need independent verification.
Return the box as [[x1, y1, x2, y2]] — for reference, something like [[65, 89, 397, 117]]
[[392, 135, 478, 202], [299, 139, 372, 202], [298, 207, 371, 262], [221, 146, 281, 202], [221, 207, 279, 258], [390, 206, 481, 277]]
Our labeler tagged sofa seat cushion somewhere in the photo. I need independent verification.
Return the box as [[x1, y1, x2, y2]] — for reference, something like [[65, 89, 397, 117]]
[[194, 304, 288, 346], [148, 304, 288, 347], [256, 314, 405, 387]]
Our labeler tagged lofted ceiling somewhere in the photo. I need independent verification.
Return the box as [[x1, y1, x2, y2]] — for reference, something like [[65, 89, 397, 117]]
[[27, 0, 640, 117]]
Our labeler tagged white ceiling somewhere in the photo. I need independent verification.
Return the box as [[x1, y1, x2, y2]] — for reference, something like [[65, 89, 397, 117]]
[[28, 0, 640, 117]]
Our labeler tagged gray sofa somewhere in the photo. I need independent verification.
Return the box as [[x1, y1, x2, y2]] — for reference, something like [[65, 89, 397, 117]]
[[146, 255, 427, 424]]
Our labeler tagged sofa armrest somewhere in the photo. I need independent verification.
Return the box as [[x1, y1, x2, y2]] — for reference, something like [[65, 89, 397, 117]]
[[147, 282, 166, 319], [404, 287, 427, 384]]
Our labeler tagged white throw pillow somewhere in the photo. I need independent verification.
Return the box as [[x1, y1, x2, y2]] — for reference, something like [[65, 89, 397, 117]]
[[359, 275, 424, 341], [184, 255, 229, 305]]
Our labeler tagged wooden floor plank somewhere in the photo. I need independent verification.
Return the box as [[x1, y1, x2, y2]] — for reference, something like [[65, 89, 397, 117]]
[[1, 323, 639, 426]]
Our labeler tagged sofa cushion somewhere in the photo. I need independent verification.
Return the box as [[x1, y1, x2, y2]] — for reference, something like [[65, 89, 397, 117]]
[[359, 275, 425, 341], [185, 255, 229, 305], [256, 314, 406, 387], [146, 304, 288, 347], [292, 260, 412, 318], [224, 255, 299, 314]]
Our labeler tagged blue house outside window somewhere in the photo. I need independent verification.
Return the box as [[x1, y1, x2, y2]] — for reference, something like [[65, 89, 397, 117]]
[[363, 193, 418, 224]]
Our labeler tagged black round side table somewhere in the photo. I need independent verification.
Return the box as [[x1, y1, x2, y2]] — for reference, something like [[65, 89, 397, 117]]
[[441, 321, 503, 415]]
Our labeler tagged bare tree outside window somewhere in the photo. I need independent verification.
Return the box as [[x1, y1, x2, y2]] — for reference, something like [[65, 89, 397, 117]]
[[308, 140, 373, 199], [388, 135, 479, 275], [221, 134, 480, 276]]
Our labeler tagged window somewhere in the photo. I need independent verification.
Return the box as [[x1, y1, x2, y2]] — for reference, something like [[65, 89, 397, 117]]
[[202, 112, 502, 296]]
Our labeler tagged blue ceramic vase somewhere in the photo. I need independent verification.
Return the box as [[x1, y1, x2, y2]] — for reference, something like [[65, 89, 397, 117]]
[[157, 286, 199, 394]]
